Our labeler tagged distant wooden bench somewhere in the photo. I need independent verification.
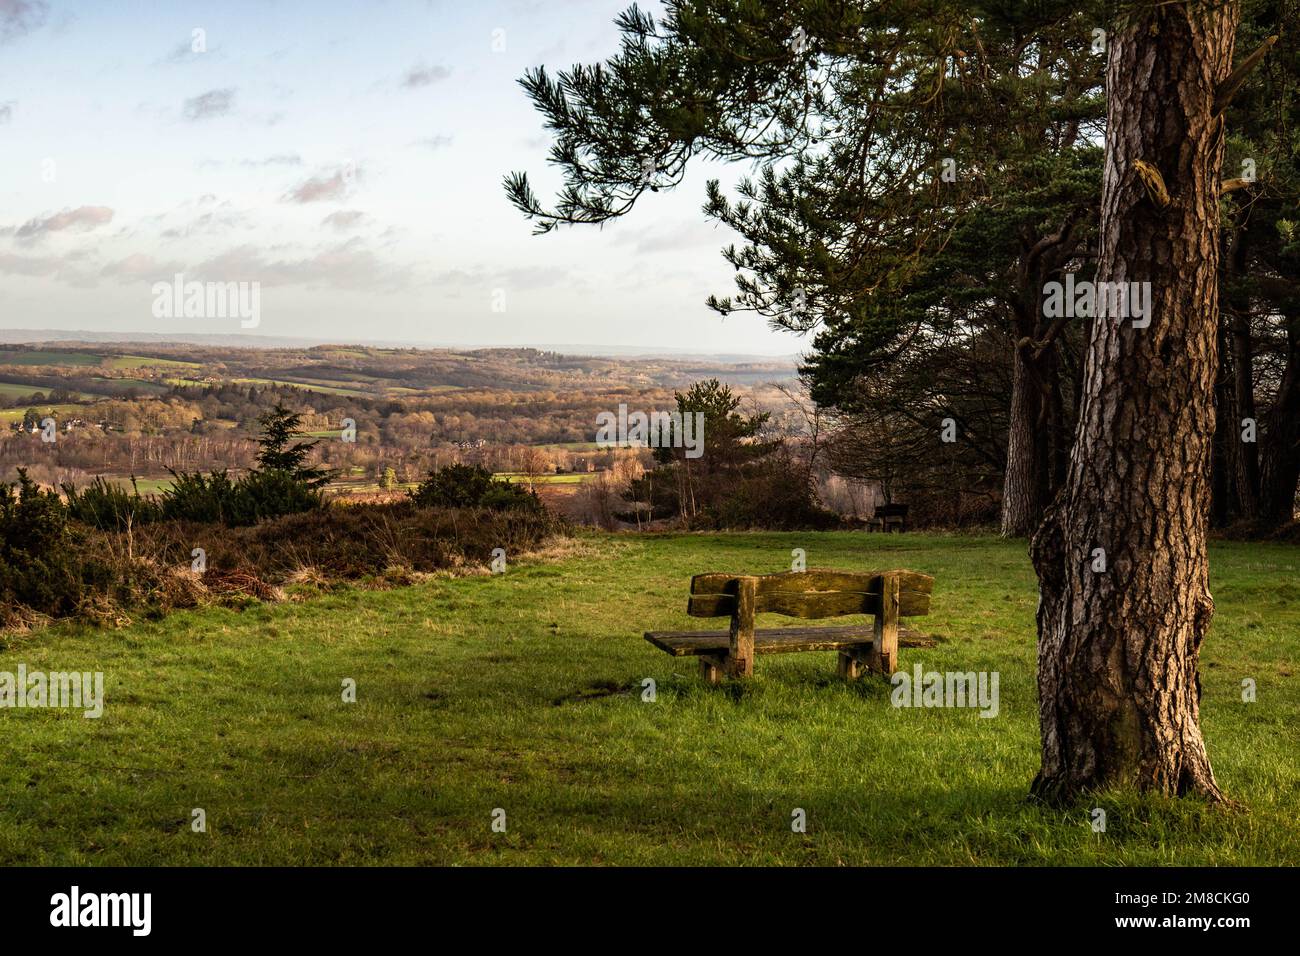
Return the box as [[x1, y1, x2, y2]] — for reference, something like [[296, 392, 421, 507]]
[[868, 503, 908, 533], [644, 569, 934, 684]]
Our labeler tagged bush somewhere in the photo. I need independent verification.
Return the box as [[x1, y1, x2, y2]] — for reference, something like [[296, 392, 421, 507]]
[[0, 469, 140, 620], [410, 464, 543, 513], [135, 499, 565, 580], [58, 405, 329, 531], [1, 424, 568, 630], [235, 469, 325, 524], [159, 470, 243, 524], [713, 467, 842, 531], [63, 476, 162, 531], [155, 468, 323, 527], [0, 496, 567, 630]]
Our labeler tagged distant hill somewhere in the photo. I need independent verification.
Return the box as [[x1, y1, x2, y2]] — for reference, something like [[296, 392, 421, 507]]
[[0, 330, 800, 367]]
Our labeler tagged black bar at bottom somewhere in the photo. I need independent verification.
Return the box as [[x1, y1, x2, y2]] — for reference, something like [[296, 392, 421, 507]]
[[0, 865, 1284, 942]]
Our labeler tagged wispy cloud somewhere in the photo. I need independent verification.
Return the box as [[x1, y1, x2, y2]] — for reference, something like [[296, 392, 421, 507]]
[[0, 100, 13, 124], [0, 0, 48, 45], [282, 166, 359, 204], [182, 88, 236, 121], [100, 252, 185, 282], [242, 153, 301, 167], [194, 239, 410, 291], [321, 210, 367, 230], [14, 206, 115, 242], [160, 36, 217, 65], [610, 218, 726, 255], [0, 251, 60, 276], [401, 62, 451, 89], [158, 202, 250, 239], [0, 249, 97, 287], [413, 134, 453, 151]]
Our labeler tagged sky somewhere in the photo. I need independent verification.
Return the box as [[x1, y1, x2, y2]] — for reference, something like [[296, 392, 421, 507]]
[[0, 0, 798, 355]]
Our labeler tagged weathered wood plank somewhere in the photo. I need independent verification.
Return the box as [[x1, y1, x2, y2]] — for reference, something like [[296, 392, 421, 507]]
[[644, 626, 935, 657], [691, 568, 933, 596], [687, 593, 735, 617], [757, 590, 880, 618], [897, 589, 930, 617], [692, 568, 875, 594], [688, 587, 928, 618]]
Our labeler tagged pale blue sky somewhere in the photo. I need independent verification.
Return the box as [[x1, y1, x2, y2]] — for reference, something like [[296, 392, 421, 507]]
[[0, 0, 796, 355]]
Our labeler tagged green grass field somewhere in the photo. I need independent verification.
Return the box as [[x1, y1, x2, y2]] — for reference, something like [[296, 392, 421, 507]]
[[497, 472, 591, 484], [0, 349, 102, 366], [0, 403, 84, 424], [0, 382, 90, 401], [105, 355, 201, 370], [166, 376, 371, 397], [1, 532, 1296, 865], [102, 476, 174, 495]]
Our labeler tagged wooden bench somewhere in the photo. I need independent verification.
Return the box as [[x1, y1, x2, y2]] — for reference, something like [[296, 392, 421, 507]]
[[644, 569, 934, 684], [868, 503, 908, 533]]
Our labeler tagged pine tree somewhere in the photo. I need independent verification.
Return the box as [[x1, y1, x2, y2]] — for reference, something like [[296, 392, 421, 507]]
[[507, 0, 1109, 536], [254, 404, 328, 489]]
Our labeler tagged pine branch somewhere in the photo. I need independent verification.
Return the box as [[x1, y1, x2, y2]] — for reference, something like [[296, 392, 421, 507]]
[[1213, 35, 1278, 117]]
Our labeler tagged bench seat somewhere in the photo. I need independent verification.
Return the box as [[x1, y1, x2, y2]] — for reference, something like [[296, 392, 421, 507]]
[[644, 625, 933, 657]]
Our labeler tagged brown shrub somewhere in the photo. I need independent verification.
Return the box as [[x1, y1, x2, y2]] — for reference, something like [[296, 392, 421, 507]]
[[4, 500, 566, 632]]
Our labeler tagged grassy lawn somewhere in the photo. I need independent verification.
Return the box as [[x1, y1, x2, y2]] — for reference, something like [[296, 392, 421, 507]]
[[1, 532, 1296, 865]]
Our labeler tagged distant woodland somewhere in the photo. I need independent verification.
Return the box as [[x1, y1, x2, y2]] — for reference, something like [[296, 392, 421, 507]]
[[0, 343, 841, 523]]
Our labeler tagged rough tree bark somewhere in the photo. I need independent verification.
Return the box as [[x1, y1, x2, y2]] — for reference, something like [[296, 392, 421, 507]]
[[1002, 344, 1047, 537], [1029, 3, 1239, 801], [1004, 226, 1083, 538], [1259, 311, 1300, 524], [1210, 320, 1235, 527]]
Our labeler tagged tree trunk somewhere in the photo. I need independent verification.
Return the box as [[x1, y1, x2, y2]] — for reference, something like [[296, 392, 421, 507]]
[[1259, 311, 1300, 525], [1001, 344, 1046, 537], [1029, 4, 1238, 802], [1228, 292, 1260, 519], [1210, 326, 1234, 527]]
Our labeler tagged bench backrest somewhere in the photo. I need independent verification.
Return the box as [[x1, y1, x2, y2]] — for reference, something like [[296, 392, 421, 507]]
[[687, 568, 932, 620], [873, 504, 908, 518]]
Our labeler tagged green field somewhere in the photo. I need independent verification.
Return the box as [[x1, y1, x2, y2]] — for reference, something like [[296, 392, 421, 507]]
[[0, 382, 89, 401], [0, 350, 102, 367], [497, 472, 590, 484], [0, 403, 84, 424], [100, 476, 174, 495], [105, 355, 201, 370], [1, 532, 1296, 865], [167, 376, 372, 398], [0, 376, 167, 403], [89, 377, 169, 394]]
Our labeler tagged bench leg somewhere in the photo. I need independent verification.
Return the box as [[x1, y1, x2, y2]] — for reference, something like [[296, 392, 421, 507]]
[[875, 573, 901, 675], [699, 655, 723, 685], [726, 577, 756, 678], [837, 651, 864, 680]]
